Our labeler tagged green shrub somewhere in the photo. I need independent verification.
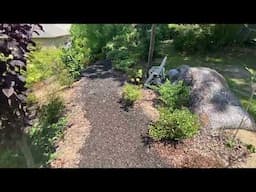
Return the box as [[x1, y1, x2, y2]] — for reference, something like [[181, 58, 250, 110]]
[[68, 24, 170, 76], [61, 51, 84, 80], [169, 24, 246, 53], [26, 47, 73, 87], [149, 108, 200, 141], [69, 24, 125, 62], [157, 24, 171, 41], [158, 80, 190, 111], [61, 38, 89, 80], [68, 24, 141, 75], [28, 96, 67, 166], [70, 24, 165, 74], [104, 25, 142, 73], [241, 99, 256, 121], [149, 79, 199, 141], [211, 24, 241, 46], [106, 48, 138, 73], [39, 96, 65, 125], [122, 83, 142, 105], [170, 24, 213, 53], [29, 117, 67, 166], [225, 138, 237, 149], [240, 67, 256, 122], [246, 144, 256, 153], [0, 97, 66, 168], [115, 58, 137, 73], [0, 148, 26, 168]]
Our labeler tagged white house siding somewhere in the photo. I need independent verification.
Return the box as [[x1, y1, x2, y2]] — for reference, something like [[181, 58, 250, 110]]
[[0, 24, 71, 48], [33, 35, 70, 48]]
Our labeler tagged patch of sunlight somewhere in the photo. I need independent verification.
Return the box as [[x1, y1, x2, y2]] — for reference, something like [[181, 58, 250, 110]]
[[119, 46, 128, 51], [183, 57, 190, 61], [161, 39, 173, 44], [105, 42, 114, 49], [205, 56, 223, 63], [229, 78, 247, 85], [228, 78, 251, 98]]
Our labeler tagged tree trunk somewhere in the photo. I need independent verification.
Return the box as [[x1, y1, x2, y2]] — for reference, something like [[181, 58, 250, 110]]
[[17, 133, 35, 168], [144, 24, 157, 81]]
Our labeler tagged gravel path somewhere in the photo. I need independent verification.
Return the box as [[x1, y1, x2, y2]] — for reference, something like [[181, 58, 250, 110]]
[[78, 60, 169, 168]]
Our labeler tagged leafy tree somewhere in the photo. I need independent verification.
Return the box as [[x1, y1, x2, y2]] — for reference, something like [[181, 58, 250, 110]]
[[65, 24, 170, 81], [169, 24, 254, 53]]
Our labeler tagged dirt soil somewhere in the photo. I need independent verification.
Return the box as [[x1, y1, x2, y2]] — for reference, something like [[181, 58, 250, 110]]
[[225, 129, 256, 168], [139, 89, 250, 168], [32, 76, 93, 168], [50, 80, 92, 168]]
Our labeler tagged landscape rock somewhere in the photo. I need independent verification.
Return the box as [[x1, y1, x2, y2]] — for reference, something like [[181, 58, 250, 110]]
[[168, 65, 256, 132]]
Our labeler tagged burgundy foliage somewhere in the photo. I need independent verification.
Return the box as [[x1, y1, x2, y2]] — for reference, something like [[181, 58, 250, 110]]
[[0, 24, 43, 140]]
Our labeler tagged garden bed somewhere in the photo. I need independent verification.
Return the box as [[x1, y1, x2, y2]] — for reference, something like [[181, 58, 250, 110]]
[[139, 89, 251, 168]]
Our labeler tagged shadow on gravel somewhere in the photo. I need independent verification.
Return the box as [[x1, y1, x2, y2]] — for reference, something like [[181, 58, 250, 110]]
[[82, 59, 127, 87], [141, 134, 182, 149], [141, 135, 154, 147], [117, 98, 133, 112]]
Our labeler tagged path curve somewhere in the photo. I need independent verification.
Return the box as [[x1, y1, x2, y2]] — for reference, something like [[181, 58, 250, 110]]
[[78, 60, 169, 168]]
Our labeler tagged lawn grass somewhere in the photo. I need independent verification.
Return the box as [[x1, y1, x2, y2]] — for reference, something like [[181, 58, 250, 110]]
[[154, 41, 256, 120]]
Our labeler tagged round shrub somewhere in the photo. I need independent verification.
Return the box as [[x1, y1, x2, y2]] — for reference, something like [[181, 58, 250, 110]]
[[122, 83, 142, 106], [158, 80, 190, 111], [149, 108, 200, 141]]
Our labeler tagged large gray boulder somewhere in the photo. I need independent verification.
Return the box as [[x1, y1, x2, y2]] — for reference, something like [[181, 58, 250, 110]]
[[168, 65, 256, 132]]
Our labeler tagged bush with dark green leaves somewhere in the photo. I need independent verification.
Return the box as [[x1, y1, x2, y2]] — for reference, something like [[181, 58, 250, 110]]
[[106, 48, 139, 73], [149, 78, 200, 141], [0, 149, 26, 168], [61, 24, 117, 79], [67, 24, 124, 61], [104, 25, 142, 73], [38, 97, 65, 124], [149, 107, 200, 141], [68, 24, 171, 75], [169, 24, 248, 53], [28, 96, 67, 166], [246, 144, 256, 153], [0, 96, 67, 168], [61, 44, 87, 80], [158, 80, 190, 111]]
